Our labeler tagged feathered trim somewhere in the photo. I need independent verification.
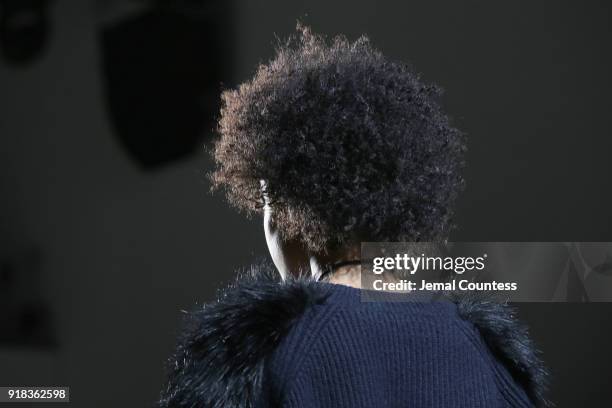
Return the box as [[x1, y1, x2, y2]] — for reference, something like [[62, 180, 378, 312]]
[[158, 262, 328, 408], [449, 292, 551, 407]]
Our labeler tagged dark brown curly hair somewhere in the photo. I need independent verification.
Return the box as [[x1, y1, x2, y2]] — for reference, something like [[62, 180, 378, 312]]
[[211, 25, 466, 253]]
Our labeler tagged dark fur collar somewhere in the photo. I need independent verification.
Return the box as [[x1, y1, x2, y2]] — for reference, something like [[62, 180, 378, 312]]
[[158, 262, 327, 408], [158, 262, 549, 407], [449, 292, 550, 407]]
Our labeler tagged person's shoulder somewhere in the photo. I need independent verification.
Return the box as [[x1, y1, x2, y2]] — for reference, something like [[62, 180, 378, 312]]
[[157, 261, 331, 408], [446, 291, 550, 407]]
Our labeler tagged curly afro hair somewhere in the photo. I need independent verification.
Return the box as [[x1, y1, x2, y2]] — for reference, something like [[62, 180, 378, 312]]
[[211, 25, 466, 253]]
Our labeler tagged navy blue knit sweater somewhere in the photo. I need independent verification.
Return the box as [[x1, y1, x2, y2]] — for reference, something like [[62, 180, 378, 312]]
[[159, 264, 549, 407]]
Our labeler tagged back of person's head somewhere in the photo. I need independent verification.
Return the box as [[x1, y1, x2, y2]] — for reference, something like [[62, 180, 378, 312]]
[[212, 24, 465, 253]]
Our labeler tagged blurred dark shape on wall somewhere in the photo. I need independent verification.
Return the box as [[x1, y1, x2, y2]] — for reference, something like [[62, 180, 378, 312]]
[[0, 247, 56, 348], [0, 0, 52, 65], [100, 1, 232, 169]]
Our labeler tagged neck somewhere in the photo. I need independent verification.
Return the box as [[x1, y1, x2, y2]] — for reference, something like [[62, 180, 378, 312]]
[[310, 256, 402, 290], [327, 264, 362, 288], [309, 245, 401, 289]]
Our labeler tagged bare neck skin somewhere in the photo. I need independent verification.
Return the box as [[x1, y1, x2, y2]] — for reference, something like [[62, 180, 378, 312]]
[[308, 245, 362, 287], [325, 264, 363, 288], [315, 260, 399, 289]]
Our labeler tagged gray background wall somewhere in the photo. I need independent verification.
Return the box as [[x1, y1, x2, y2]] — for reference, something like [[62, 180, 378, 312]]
[[0, 0, 611, 406]]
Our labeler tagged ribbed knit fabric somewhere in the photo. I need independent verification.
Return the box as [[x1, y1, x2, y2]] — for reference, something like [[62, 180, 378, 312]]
[[261, 283, 533, 407]]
